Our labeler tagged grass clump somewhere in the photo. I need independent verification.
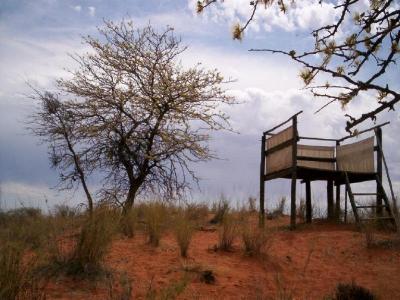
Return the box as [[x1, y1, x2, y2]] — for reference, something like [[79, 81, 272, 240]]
[[0, 208, 53, 250], [43, 206, 119, 278], [174, 211, 194, 257], [241, 222, 271, 257], [66, 206, 117, 276], [0, 242, 46, 300], [144, 202, 167, 247], [267, 197, 286, 220], [210, 196, 230, 224], [218, 213, 238, 251]]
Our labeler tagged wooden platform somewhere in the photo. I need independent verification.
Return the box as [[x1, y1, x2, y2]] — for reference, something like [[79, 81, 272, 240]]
[[264, 166, 376, 185]]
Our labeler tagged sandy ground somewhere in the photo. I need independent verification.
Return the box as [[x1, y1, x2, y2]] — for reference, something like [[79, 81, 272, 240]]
[[45, 216, 400, 299]]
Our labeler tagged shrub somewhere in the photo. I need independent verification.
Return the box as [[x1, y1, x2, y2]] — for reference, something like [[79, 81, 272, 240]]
[[174, 211, 194, 257], [218, 213, 237, 251], [333, 281, 375, 300], [241, 223, 271, 257], [144, 202, 167, 247]]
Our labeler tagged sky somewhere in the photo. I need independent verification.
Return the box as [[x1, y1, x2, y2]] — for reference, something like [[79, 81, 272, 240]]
[[0, 0, 399, 211]]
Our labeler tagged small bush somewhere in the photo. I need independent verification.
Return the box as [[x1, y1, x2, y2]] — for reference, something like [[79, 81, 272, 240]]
[[241, 223, 271, 257], [210, 197, 230, 224], [218, 213, 237, 251], [174, 211, 194, 257], [144, 202, 167, 247], [333, 281, 375, 300]]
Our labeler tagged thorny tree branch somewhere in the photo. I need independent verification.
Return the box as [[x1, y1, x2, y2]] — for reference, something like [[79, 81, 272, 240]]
[[199, 0, 400, 133]]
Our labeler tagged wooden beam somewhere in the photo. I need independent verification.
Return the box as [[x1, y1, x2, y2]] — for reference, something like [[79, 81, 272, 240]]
[[264, 139, 293, 156], [338, 121, 390, 142], [299, 136, 338, 142], [290, 115, 298, 230], [297, 156, 336, 163], [259, 134, 266, 227], [264, 111, 303, 135], [305, 180, 312, 223]]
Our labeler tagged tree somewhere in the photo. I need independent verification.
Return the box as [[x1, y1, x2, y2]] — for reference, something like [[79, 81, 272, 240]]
[[30, 91, 95, 213], [30, 21, 234, 211], [197, 0, 400, 132]]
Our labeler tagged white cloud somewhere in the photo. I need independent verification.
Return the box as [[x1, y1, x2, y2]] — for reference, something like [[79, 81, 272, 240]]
[[88, 6, 96, 17], [188, 0, 339, 33], [72, 5, 82, 12]]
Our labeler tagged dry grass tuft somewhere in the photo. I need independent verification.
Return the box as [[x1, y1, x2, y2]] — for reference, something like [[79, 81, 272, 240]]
[[144, 202, 167, 247], [241, 222, 272, 257], [174, 210, 194, 257], [218, 213, 238, 251]]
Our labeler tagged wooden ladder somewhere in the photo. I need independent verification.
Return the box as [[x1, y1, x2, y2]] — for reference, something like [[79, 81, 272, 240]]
[[344, 172, 395, 228]]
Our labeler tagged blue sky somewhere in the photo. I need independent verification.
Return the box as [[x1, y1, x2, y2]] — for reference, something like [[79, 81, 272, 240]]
[[0, 0, 399, 210]]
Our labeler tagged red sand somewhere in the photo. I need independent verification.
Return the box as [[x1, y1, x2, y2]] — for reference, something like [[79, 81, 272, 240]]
[[45, 217, 400, 299]]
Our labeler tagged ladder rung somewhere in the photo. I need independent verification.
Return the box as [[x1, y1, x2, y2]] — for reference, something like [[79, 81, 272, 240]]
[[353, 193, 378, 196], [356, 205, 387, 209]]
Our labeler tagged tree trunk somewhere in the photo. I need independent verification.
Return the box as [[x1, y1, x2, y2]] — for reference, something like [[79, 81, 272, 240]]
[[123, 184, 140, 212]]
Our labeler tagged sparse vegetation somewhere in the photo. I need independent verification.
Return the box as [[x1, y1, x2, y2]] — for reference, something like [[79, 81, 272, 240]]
[[297, 199, 306, 222], [144, 202, 167, 247], [0, 242, 46, 300], [241, 222, 271, 257], [174, 210, 194, 257], [210, 196, 230, 224], [267, 197, 286, 220], [218, 213, 238, 251]]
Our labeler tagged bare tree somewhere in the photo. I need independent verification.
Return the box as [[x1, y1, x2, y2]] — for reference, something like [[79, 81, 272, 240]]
[[198, 0, 400, 132], [30, 91, 94, 213], [30, 21, 234, 211]]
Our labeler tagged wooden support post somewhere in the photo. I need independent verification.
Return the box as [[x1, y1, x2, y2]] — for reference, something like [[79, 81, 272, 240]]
[[335, 141, 341, 222], [290, 116, 298, 230], [305, 180, 312, 223], [344, 185, 348, 224], [376, 127, 383, 217], [335, 184, 341, 222], [259, 134, 266, 227], [327, 180, 334, 220]]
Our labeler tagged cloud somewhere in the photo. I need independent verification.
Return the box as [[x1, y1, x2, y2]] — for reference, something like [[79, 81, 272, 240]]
[[72, 5, 81, 12], [88, 6, 96, 17], [188, 0, 339, 33]]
